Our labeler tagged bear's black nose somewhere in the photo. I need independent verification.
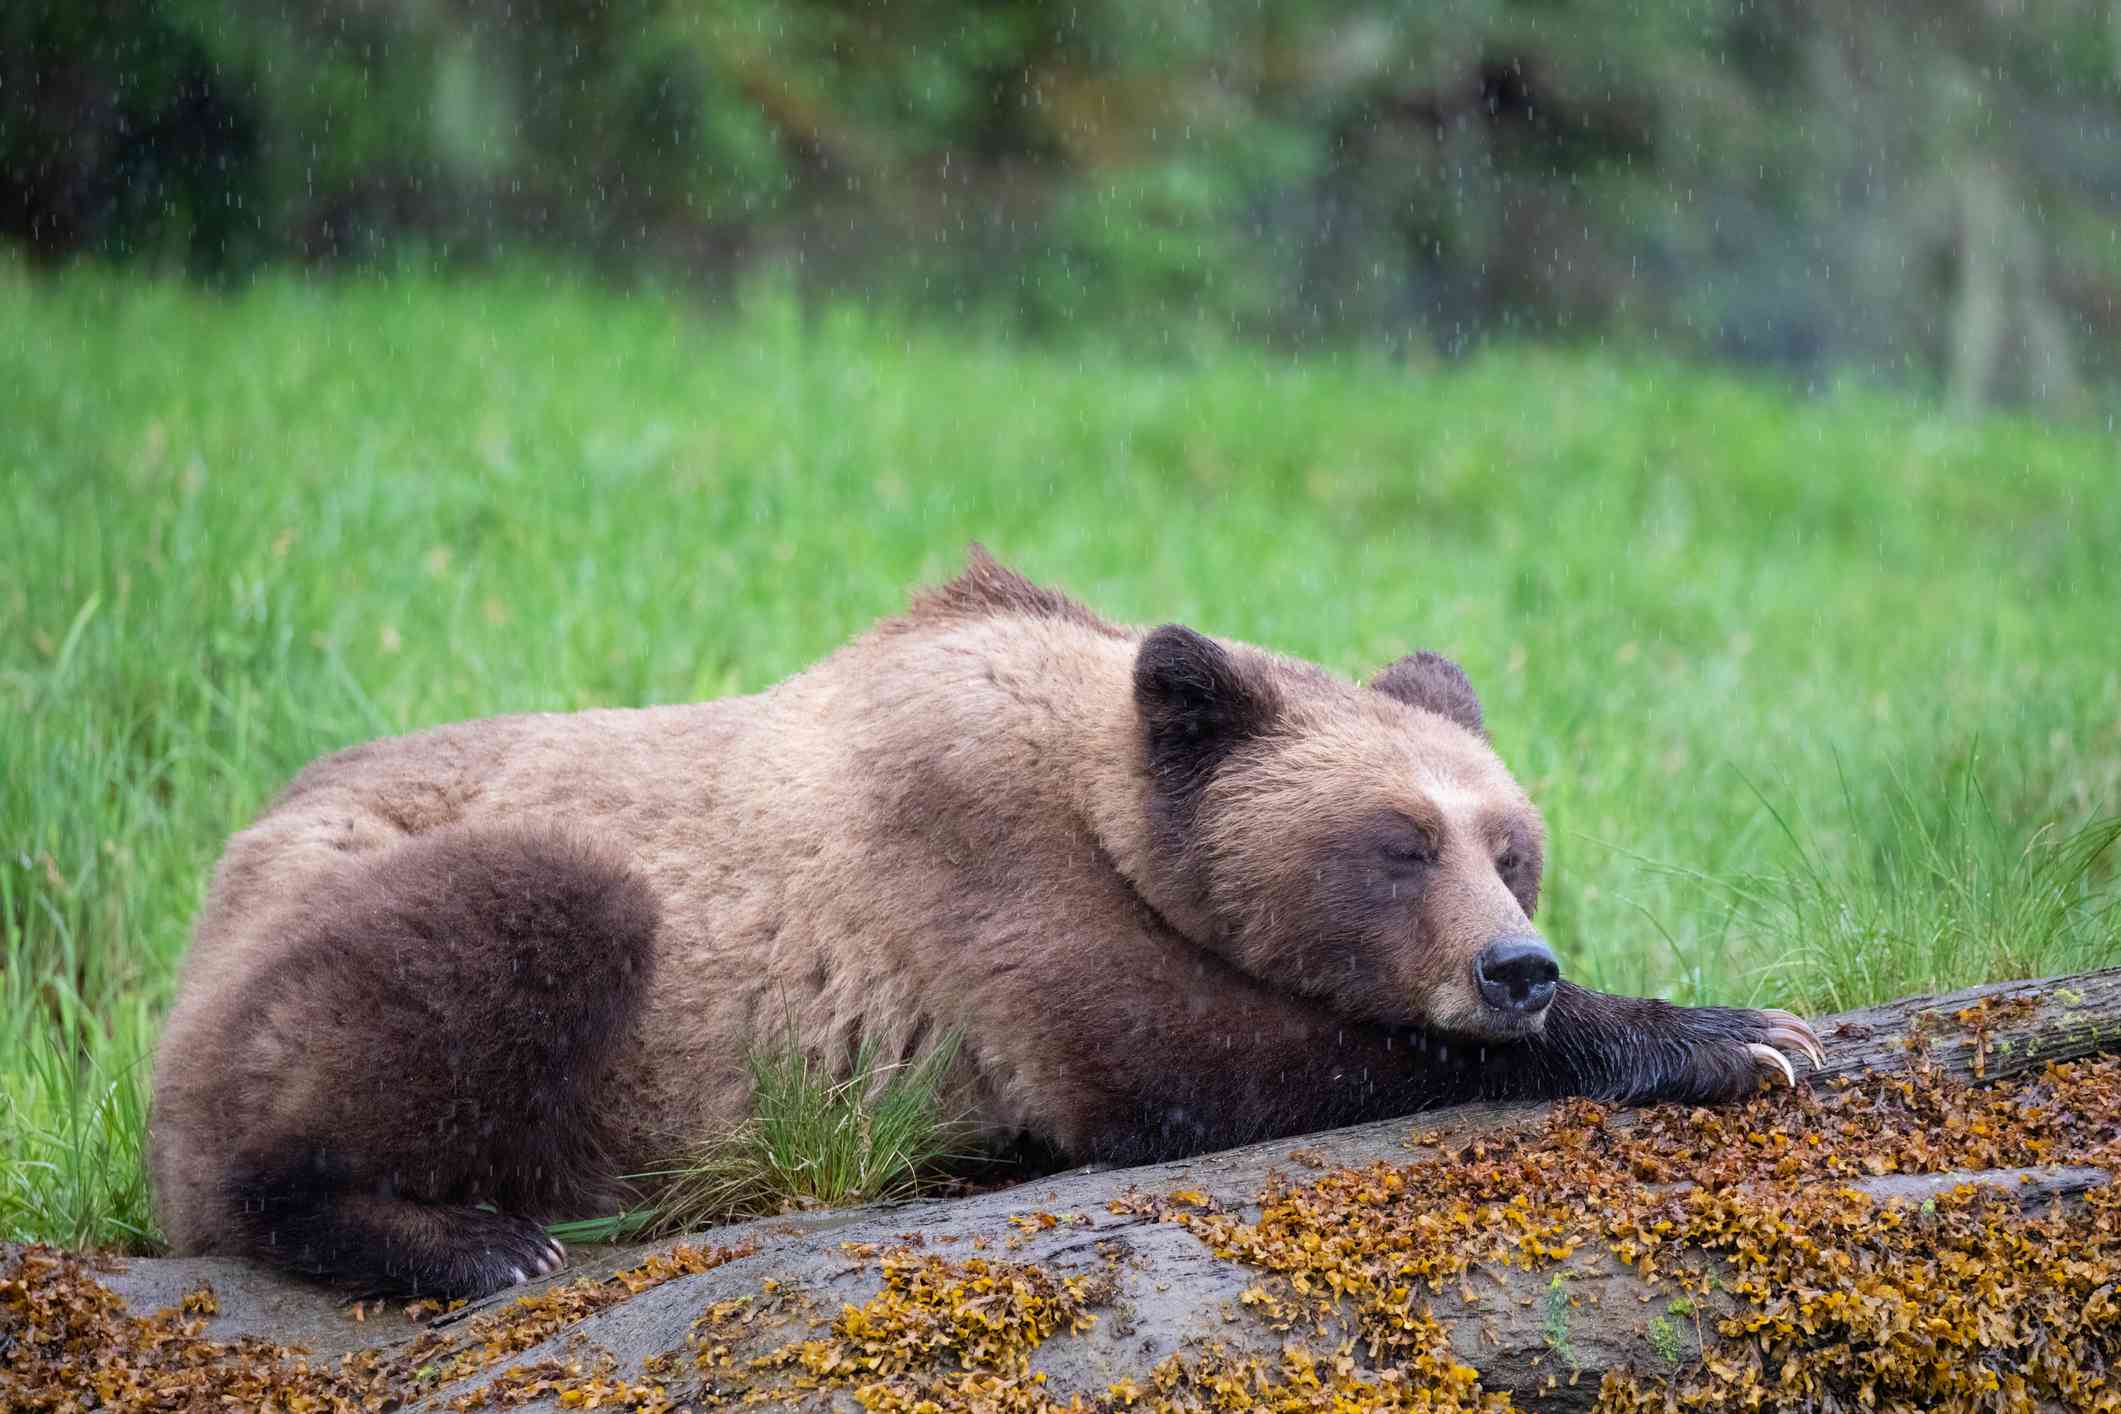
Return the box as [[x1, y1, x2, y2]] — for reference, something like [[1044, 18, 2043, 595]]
[[1475, 935, 1559, 1015]]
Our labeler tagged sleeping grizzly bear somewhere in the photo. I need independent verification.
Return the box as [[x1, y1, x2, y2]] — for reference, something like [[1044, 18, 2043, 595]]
[[148, 547, 1822, 1298]]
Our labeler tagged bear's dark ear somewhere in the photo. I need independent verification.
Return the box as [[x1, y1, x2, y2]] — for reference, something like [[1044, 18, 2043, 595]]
[[1370, 652, 1485, 736], [1135, 625, 1280, 798]]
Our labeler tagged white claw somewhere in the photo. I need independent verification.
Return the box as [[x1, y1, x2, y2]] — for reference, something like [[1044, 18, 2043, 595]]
[[1760, 1009, 1827, 1069], [1768, 1028, 1823, 1070], [509, 1265, 528, 1286], [1747, 1042, 1797, 1087]]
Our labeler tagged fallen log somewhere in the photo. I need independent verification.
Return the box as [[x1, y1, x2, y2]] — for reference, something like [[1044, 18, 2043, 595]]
[[1801, 965, 2121, 1085], [22, 967, 2121, 1412]]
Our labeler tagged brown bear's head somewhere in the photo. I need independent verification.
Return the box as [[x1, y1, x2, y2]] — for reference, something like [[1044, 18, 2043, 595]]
[[1135, 624, 1552, 1041]]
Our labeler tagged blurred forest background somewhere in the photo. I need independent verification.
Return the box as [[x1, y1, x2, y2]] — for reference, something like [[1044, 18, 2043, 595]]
[[7, 0, 2121, 407]]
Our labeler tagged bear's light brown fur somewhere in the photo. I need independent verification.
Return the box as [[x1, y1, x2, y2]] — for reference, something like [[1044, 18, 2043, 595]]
[[149, 547, 1818, 1298]]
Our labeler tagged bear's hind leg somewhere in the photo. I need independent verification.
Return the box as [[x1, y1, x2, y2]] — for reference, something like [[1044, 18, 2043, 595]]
[[214, 824, 658, 1299]]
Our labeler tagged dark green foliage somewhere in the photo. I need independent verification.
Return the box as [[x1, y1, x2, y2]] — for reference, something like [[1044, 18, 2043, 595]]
[[0, 0, 262, 275], [6, 1, 2119, 395], [4, 1, 2121, 392]]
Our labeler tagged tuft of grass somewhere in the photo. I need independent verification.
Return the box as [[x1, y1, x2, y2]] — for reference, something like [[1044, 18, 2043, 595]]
[[0, 842, 160, 1250], [1704, 759, 2121, 1016], [1541, 1273, 1582, 1373], [549, 1025, 970, 1246], [0, 1016, 156, 1251]]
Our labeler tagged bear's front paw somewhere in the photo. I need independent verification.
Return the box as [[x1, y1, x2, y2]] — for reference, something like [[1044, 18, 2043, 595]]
[[1741, 1007, 1826, 1088], [1607, 1000, 1827, 1105]]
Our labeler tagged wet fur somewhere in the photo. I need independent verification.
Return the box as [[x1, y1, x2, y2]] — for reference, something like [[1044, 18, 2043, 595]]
[[151, 547, 1797, 1296]]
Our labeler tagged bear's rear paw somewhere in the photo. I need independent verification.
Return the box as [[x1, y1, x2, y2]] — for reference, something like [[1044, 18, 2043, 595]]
[[236, 1177, 572, 1301], [411, 1208, 569, 1301]]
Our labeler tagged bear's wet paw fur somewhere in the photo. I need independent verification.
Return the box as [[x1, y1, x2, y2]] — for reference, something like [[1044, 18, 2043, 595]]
[[331, 1203, 571, 1302], [410, 1207, 570, 1299], [1676, 1006, 1825, 1098], [1584, 998, 1828, 1106], [231, 1165, 574, 1301]]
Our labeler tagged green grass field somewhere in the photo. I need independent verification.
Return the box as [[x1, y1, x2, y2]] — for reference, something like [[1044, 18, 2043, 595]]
[[3, 266, 2116, 1252]]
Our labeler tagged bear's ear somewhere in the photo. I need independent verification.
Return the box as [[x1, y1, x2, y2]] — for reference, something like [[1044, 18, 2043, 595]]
[[1134, 625, 1280, 797], [1370, 652, 1485, 737]]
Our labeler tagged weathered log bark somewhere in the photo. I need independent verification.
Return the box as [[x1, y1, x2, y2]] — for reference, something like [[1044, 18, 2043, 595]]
[[75, 967, 2121, 1411], [1414, 1163, 2112, 1407], [1796, 966, 2121, 1086]]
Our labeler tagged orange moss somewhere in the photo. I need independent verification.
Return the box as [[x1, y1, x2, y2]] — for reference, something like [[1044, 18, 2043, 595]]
[[1131, 1054, 2121, 1412], [0, 1239, 752, 1412], [697, 1249, 1105, 1411], [1119, 1340, 1504, 1413]]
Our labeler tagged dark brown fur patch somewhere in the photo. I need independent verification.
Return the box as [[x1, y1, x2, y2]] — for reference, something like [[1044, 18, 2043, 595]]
[[217, 825, 656, 1297], [1133, 624, 1288, 934], [1135, 626, 1283, 807], [1070, 980, 1791, 1165], [1371, 652, 1485, 736]]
